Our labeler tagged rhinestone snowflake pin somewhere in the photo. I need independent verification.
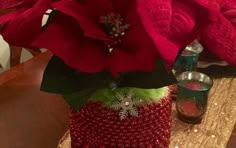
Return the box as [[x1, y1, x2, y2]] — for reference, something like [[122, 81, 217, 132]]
[[111, 91, 142, 120]]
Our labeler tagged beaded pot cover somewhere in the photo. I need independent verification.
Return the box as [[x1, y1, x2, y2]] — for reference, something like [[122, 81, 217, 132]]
[[69, 88, 172, 147]]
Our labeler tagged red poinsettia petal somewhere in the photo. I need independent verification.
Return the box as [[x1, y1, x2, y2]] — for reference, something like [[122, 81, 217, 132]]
[[32, 13, 109, 73], [0, 0, 22, 9], [112, 0, 135, 18], [194, 0, 220, 10], [84, 0, 113, 17], [1, 0, 51, 47], [0, 0, 45, 24], [147, 35, 180, 69], [0, 9, 25, 24], [167, 0, 197, 48], [52, 0, 109, 41], [136, 0, 180, 69], [0, 0, 45, 10], [122, 19, 156, 54], [110, 46, 157, 76], [110, 22, 158, 76]]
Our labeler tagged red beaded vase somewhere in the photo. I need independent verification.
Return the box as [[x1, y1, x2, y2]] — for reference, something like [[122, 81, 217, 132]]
[[69, 90, 172, 148]]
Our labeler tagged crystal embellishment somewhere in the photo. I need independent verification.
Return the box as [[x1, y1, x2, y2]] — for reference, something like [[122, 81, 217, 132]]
[[111, 91, 140, 120]]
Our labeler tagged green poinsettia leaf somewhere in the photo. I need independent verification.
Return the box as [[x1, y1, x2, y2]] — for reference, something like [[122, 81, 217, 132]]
[[63, 89, 95, 110], [40, 55, 176, 110], [117, 59, 177, 88], [40, 55, 113, 94]]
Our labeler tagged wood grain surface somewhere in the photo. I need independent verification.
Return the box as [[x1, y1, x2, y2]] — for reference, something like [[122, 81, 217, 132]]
[[0, 51, 70, 148]]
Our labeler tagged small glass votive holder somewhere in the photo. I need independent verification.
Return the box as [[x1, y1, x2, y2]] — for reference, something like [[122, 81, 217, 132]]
[[173, 41, 203, 76], [176, 71, 213, 124]]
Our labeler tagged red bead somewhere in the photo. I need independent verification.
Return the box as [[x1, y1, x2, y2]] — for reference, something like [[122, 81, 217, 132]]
[[69, 98, 172, 147]]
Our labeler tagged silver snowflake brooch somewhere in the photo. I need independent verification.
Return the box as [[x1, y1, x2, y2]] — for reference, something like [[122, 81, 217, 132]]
[[111, 91, 142, 120]]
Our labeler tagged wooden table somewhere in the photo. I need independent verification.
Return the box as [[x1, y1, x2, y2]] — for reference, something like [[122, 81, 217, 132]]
[[0, 51, 69, 148], [0, 51, 235, 148]]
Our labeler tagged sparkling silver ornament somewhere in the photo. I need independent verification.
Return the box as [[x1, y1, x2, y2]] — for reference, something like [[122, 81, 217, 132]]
[[111, 91, 142, 120]]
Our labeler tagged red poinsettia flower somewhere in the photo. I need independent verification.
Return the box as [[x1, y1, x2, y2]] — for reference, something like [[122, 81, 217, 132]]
[[30, 0, 164, 76], [2, 0, 228, 76]]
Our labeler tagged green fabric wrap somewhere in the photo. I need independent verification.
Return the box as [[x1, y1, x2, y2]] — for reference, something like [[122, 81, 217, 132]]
[[89, 86, 169, 106]]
